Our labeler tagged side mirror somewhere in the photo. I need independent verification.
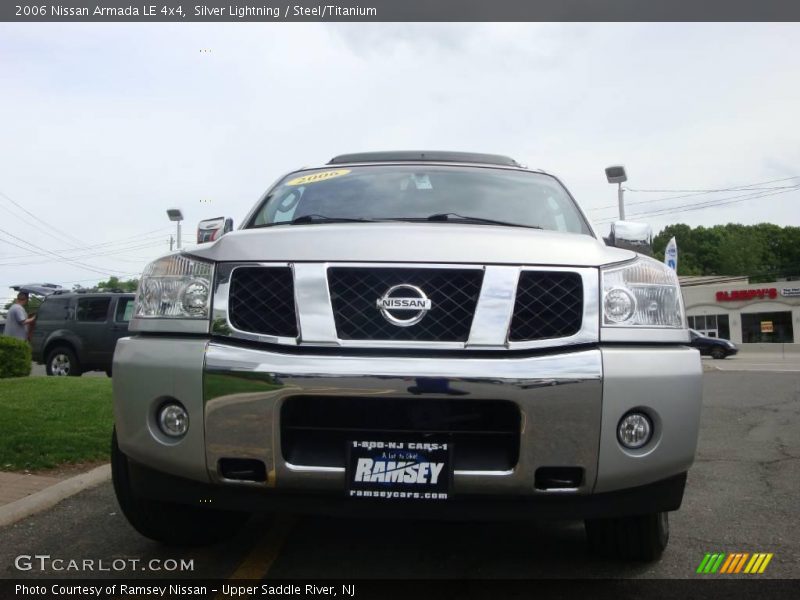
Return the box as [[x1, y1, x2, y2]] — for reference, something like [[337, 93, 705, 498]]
[[606, 220, 653, 256], [197, 217, 233, 244]]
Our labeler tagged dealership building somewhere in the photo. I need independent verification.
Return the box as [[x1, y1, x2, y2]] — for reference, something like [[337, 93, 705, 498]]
[[680, 276, 800, 345]]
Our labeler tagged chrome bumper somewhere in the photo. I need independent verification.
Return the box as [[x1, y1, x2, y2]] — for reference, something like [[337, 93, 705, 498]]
[[113, 337, 702, 497]]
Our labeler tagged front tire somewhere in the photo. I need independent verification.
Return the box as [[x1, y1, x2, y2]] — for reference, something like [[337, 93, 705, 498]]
[[711, 347, 727, 360], [585, 511, 669, 561], [111, 429, 249, 545], [46, 346, 82, 377]]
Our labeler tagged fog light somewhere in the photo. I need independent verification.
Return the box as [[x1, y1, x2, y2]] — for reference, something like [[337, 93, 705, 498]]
[[158, 402, 189, 438], [617, 412, 652, 449]]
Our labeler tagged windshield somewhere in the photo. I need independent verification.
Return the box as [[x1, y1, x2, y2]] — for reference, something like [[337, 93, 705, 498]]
[[246, 165, 592, 235]]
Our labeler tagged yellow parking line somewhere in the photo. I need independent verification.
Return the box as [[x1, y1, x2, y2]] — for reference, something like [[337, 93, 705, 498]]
[[214, 516, 296, 600]]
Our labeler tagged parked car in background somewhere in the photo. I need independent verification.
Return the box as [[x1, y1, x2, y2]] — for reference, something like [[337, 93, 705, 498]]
[[27, 290, 135, 376], [689, 328, 738, 359]]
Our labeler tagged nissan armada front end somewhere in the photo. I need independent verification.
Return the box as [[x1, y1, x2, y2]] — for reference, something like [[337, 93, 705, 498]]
[[112, 152, 702, 560]]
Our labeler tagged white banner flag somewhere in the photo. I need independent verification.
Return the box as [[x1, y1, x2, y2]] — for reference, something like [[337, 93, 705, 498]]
[[664, 236, 678, 271]]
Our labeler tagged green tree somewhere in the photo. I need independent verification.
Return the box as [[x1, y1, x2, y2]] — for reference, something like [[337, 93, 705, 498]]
[[652, 223, 800, 278], [94, 276, 139, 292]]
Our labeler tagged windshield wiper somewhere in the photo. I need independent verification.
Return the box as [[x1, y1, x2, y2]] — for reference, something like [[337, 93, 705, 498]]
[[253, 214, 377, 228], [392, 213, 542, 229], [290, 214, 377, 225]]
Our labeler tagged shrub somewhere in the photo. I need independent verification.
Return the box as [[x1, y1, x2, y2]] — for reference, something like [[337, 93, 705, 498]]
[[0, 336, 32, 378]]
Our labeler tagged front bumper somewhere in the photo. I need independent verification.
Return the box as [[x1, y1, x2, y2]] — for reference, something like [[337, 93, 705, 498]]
[[113, 338, 702, 508], [125, 457, 688, 520]]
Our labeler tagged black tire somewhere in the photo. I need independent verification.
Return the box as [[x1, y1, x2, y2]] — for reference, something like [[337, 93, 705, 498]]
[[45, 346, 82, 377], [711, 347, 727, 360], [111, 429, 249, 545], [585, 511, 669, 561]]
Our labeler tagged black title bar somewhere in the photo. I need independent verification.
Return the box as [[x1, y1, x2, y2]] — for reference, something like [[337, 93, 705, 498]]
[[3, 0, 800, 22]]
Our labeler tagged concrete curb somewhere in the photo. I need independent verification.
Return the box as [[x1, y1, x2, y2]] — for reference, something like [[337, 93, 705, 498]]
[[0, 464, 111, 528]]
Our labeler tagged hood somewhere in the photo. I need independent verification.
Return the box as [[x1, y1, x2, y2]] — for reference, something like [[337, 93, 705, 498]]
[[188, 223, 634, 267]]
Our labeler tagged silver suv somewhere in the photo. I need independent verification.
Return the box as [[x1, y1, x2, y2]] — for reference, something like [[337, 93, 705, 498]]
[[112, 152, 702, 560]]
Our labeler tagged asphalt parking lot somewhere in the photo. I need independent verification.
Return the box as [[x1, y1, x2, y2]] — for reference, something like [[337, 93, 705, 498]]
[[1, 370, 798, 581]]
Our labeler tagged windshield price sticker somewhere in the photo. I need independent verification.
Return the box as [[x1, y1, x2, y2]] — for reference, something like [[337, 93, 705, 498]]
[[286, 169, 351, 186], [347, 439, 451, 501]]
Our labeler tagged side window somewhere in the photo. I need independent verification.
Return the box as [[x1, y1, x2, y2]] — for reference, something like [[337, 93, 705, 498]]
[[37, 298, 69, 320], [76, 297, 111, 322], [115, 298, 134, 322]]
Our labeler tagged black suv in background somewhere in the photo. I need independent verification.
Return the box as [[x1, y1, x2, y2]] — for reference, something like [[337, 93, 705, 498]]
[[30, 291, 135, 376]]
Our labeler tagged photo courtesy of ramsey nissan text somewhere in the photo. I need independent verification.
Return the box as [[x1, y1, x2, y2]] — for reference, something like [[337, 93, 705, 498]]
[[1, 2, 799, 599]]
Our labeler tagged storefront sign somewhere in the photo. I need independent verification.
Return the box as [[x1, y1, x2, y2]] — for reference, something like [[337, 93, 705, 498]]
[[716, 288, 777, 302], [761, 321, 774, 333], [781, 288, 800, 298]]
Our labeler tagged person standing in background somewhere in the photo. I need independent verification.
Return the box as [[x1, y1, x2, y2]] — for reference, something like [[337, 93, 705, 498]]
[[4, 292, 36, 341]]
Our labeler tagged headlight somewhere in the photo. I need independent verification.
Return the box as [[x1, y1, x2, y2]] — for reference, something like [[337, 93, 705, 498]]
[[134, 254, 214, 321], [601, 257, 684, 328]]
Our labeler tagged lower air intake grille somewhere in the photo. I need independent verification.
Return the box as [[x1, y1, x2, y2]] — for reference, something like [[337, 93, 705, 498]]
[[281, 396, 520, 471]]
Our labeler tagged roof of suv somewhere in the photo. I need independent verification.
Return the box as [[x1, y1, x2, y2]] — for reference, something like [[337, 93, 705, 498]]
[[12, 284, 133, 298], [327, 151, 522, 168], [47, 291, 134, 297]]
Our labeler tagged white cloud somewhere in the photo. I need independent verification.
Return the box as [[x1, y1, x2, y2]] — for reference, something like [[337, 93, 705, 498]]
[[1, 23, 799, 300]]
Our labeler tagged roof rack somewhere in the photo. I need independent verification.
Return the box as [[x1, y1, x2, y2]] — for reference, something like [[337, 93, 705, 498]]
[[327, 151, 521, 167]]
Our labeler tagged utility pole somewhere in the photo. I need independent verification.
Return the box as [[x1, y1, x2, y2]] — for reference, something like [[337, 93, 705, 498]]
[[169, 235, 174, 251], [605, 166, 628, 221], [167, 209, 184, 250]]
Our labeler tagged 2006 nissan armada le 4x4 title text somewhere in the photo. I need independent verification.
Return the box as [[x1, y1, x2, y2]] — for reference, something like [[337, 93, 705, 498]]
[[112, 152, 702, 561]]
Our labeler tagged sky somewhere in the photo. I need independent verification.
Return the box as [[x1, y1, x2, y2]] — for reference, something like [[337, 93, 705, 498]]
[[1, 23, 799, 304]]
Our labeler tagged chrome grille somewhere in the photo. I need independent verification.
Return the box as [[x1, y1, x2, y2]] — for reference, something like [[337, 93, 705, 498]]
[[509, 271, 583, 341], [228, 267, 298, 337], [328, 267, 483, 342]]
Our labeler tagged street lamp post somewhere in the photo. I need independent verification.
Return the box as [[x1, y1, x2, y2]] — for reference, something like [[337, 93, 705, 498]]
[[167, 208, 184, 250], [605, 165, 628, 221]]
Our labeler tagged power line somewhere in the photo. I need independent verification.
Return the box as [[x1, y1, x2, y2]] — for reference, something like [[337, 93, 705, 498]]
[[0, 234, 171, 262], [0, 190, 87, 248], [0, 240, 166, 267], [0, 226, 132, 276], [587, 175, 800, 212], [623, 174, 800, 193], [595, 187, 797, 224], [0, 204, 87, 250], [594, 185, 800, 224], [0, 227, 173, 260]]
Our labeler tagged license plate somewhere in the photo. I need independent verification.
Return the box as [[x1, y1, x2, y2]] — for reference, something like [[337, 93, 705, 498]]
[[346, 439, 451, 501]]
